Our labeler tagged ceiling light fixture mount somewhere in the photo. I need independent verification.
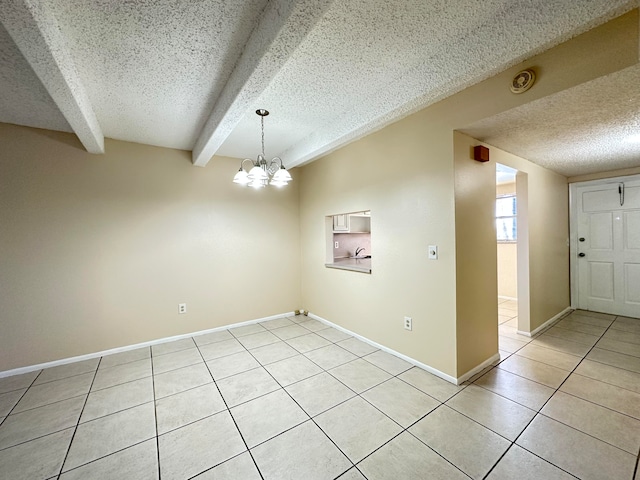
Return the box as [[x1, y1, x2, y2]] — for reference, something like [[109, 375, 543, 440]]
[[510, 69, 536, 94], [233, 109, 291, 188]]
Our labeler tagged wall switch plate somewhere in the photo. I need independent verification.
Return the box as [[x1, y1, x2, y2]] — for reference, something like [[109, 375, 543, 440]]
[[178, 303, 187, 314], [335, 241, 339, 248], [404, 316, 412, 331], [428, 245, 438, 259]]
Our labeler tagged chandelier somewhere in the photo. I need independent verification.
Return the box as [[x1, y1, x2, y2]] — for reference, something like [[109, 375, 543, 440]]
[[233, 109, 292, 188]]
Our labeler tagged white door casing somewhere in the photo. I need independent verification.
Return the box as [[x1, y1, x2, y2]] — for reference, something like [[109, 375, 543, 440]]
[[571, 176, 640, 317]]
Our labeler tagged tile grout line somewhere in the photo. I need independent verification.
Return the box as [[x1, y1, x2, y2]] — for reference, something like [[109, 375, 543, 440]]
[[0, 389, 157, 455], [355, 400, 472, 480], [244, 320, 471, 479], [52, 438, 156, 478], [55, 357, 102, 478], [594, 341, 640, 355], [238, 324, 366, 479], [4, 312, 634, 479], [567, 366, 640, 394], [482, 313, 625, 479], [550, 386, 640, 421], [477, 310, 589, 478], [582, 354, 640, 376], [234, 326, 359, 479], [149, 345, 162, 480], [22, 368, 100, 388], [192, 337, 266, 480], [295, 319, 481, 477], [534, 410, 639, 455], [0, 369, 44, 427]]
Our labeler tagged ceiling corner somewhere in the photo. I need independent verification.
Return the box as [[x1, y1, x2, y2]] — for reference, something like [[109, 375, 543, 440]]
[[0, 0, 104, 153], [191, 0, 334, 167]]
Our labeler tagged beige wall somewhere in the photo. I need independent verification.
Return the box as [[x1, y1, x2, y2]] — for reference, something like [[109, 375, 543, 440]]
[[497, 182, 516, 196], [0, 124, 301, 371], [453, 134, 498, 375], [453, 133, 569, 373], [299, 12, 636, 379], [299, 118, 458, 376], [497, 243, 518, 298]]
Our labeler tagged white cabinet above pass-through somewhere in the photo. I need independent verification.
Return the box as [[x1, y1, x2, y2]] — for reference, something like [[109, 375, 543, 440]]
[[333, 214, 349, 232]]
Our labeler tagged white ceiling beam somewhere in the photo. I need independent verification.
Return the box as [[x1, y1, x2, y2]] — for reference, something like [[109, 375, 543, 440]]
[[192, 0, 334, 167], [0, 0, 104, 153]]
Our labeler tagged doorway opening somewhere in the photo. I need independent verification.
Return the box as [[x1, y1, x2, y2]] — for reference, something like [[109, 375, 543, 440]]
[[496, 164, 518, 329], [495, 164, 532, 354]]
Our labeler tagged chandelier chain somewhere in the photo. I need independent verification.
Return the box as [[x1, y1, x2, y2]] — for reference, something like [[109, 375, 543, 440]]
[[261, 115, 265, 157]]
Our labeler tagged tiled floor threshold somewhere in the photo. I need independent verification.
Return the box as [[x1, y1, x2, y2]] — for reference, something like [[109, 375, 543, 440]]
[[0, 310, 639, 479]]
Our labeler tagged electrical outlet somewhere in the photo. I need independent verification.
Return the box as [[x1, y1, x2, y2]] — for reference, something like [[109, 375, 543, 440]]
[[178, 303, 187, 314], [404, 316, 412, 331], [334, 241, 339, 248]]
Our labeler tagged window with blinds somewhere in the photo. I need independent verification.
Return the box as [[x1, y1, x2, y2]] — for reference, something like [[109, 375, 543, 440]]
[[496, 194, 516, 241]]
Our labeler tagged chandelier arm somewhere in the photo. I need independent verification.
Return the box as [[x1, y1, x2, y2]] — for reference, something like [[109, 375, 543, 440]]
[[266, 157, 283, 176], [241, 158, 256, 170]]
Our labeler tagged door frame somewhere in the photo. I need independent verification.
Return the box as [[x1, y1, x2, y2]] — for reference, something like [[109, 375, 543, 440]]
[[569, 174, 640, 310]]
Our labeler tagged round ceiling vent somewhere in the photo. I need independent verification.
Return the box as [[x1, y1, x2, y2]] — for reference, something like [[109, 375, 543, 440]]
[[510, 69, 536, 94]]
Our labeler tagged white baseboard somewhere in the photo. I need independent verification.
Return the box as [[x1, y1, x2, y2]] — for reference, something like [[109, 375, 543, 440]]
[[517, 307, 573, 338], [0, 311, 295, 379], [3, 309, 513, 388], [456, 353, 501, 384], [308, 312, 477, 385]]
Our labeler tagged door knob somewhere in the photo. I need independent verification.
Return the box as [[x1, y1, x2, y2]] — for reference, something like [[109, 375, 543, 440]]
[[578, 252, 586, 257], [579, 237, 585, 242]]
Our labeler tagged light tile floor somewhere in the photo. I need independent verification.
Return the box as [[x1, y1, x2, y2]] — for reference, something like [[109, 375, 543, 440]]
[[1, 311, 639, 479]]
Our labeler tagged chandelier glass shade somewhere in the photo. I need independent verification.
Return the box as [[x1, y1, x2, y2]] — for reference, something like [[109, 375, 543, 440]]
[[233, 109, 292, 188]]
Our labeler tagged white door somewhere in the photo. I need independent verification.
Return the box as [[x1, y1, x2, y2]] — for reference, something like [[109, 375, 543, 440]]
[[575, 177, 640, 317]]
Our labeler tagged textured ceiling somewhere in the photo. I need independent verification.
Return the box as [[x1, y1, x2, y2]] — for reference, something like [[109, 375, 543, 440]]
[[0, 22, 71, 133], [216, 0, 636, 167], [53, 0, 269, 151], [461, 64, 640, 177], [0, 0, 638, 177]]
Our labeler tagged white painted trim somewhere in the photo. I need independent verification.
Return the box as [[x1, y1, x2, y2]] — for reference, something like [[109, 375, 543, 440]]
[[569, 174, 640, 314], [0, 312, 295, 379], [309, 313, 469, 385], [568, 174, 640, 187], [498, 295, 517, 301], [569, 181, 579, 309], [456, 353, 501, 384], [515, 170, 531, 334], [2, 309, 507, 387], [517, 307, 573, 337]]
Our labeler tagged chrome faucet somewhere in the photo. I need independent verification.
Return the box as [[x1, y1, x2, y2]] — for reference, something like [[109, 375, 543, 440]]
[[355, 247, 365, 257]]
